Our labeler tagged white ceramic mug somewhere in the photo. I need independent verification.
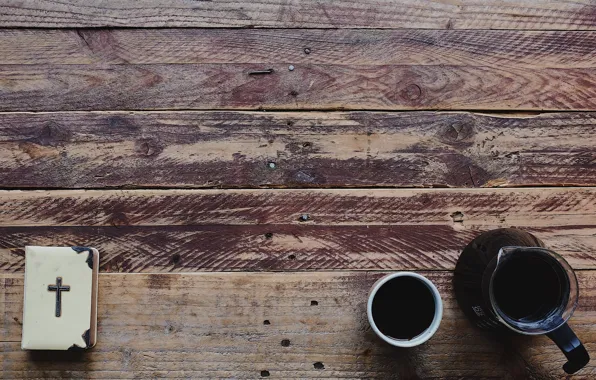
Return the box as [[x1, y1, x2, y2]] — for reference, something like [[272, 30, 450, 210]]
[[367, 272, 443, 347]]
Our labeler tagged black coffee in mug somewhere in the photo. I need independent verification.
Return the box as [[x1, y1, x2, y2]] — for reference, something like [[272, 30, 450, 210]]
[[371, 276, 437, 340]]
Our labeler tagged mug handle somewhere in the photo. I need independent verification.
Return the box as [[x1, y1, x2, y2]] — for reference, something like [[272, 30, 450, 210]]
[[546, 322, 590, 374]]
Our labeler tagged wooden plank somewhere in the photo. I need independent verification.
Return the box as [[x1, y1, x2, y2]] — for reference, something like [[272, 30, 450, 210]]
[[1, 188, 593, 227], [0, 188, 594, 272], [2, 29, 596, 68], [1, 0, 596, 29], [0, 225, 595, 273], [2, 271, 596, 378], [2, 64, 596, 111], [0, 111, 594, 188]]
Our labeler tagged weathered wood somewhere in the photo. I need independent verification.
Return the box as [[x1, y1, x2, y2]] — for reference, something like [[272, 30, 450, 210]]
[[1, 224, 595, 273], [2, 29, 596, 68], [0, 188, 594, 272], [0, 111, 594, 188], [2, 64, 596, 112], [1, 188, 594, 227], [1, 0, 596, 29], [2, 272, 596, 378]]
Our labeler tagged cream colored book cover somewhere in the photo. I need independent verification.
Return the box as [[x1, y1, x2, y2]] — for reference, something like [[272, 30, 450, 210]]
[[22, 246, 99, 350]]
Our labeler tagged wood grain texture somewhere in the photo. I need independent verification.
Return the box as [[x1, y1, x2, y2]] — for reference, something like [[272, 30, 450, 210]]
[[1, 0, 596, 29], [2, 64, 596, 111], [0, 188, 594, 272], [0, 111, 594, 188], [2, 29, 596, 68], [1, 225, 595, 273], [1, 188, 593, 227], [2, 271, 596, 379]]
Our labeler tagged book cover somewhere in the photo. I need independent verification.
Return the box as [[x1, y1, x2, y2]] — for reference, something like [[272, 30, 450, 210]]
[[21, 246, 99, 350]]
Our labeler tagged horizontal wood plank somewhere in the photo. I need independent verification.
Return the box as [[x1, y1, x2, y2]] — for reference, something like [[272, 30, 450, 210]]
[[1, 225, 595, 273], [2, 64, 596, 111], [2, 29, 596, 68], [1, 188, 594, 227], [0, 188, 594, 272], [3, 30, 596, 111], [0, 111, 595, 188], [1, 0, 596, 29], [2, 271, 596, 378]]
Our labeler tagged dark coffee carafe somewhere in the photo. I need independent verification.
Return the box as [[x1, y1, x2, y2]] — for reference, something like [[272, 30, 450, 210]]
[[454, 228, 589, 374]]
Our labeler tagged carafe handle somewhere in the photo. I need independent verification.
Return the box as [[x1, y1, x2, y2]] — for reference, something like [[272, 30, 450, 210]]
[[546, 322, 590, 374]]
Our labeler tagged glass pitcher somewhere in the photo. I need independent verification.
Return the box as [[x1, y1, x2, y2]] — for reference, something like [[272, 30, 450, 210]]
[[454, 228, 590, 374]]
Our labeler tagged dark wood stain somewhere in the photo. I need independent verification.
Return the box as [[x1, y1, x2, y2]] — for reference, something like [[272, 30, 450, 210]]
[[106, 115, 140, 132], [146, 273, 173, 290], [0, 223, 593, 273], [109, 212, 130, 227], [1, 188, 593, 227], [0, 111, 594, 188]]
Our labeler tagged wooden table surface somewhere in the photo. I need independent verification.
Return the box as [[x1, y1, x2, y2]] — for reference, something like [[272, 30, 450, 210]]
[[1, 1, 595, 379]]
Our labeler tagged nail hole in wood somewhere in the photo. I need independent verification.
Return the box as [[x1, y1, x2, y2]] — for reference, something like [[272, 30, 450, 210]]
[[281, 339, 290, 347], [263, 320, 271, 325], [450, 211, 464, 223], [171, 253, 181, 264], [288, 254, 296, 260], [311, 300, 318, 306], [314, 362, 325, 370], [265, 232, 273, 239], [260, 370, 270, 377]]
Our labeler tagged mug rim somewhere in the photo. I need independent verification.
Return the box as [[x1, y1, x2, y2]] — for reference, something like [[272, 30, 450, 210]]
[[367, 272, 443, 348]]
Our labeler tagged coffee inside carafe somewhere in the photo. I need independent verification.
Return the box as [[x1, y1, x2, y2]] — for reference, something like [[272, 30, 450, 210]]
[[492, 250, 569, 324], [454, 229, 589, 374]]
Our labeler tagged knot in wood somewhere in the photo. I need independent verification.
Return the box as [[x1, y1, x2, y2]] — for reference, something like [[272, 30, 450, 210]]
[[134, 138, 163, 157], [439, 121, 475, 146], [35, 122, 71, 147], [401, 83, 422, 101]]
